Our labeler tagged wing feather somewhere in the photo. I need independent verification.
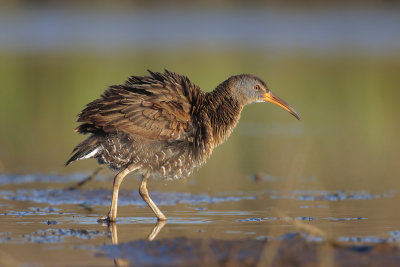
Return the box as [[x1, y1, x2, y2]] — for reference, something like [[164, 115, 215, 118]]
[[76, 70, 201, 141]]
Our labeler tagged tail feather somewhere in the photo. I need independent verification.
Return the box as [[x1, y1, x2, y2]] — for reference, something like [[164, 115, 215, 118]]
[[66, 136, 102, 166]]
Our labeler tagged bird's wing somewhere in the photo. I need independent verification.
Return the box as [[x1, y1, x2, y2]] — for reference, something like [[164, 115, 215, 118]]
[[76, 70, 201, 141]]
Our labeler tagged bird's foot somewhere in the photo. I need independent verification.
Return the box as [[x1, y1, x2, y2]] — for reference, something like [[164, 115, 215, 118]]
[[97, 216, 109, 223], [97, 213, 116, 223]]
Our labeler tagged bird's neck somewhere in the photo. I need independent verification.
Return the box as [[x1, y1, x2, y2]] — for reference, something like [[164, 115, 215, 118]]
[[205, 83, 243, 146]]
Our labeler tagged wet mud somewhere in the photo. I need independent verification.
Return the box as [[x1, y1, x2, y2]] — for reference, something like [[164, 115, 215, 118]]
[[101, 235, 400, 267], [0, 188, 257, 206], [1, 173, 400, 266], [22, 228, 109, 244]]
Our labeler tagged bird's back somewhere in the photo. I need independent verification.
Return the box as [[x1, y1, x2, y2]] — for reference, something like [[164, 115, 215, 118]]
[[67, 70, 211, 179]]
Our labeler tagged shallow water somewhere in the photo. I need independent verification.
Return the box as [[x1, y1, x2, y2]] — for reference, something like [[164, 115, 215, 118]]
[[1, 173, 400, 266]]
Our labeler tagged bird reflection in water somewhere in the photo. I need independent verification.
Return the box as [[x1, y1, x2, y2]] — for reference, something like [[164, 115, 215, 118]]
[[103, 221, 166, 266]]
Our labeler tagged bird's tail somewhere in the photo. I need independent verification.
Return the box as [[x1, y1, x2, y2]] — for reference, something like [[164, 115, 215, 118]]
[[65, 136, 102, 166]]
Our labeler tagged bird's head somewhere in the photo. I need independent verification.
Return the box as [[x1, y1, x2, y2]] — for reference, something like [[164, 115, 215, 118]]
[[228, 74, 300, 120]]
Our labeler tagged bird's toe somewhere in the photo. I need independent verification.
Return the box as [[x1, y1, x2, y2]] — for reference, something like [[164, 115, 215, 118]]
[[97, 216, 109, 223], [97, 214, 116, 223]]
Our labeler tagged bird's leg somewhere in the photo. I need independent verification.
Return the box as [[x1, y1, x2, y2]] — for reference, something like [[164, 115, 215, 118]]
[[98, 167, 133, 222], [139, 174, 167, 221]]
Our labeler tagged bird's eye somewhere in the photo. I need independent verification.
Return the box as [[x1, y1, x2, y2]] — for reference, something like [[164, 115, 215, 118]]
[[254, 85, 261, 91]]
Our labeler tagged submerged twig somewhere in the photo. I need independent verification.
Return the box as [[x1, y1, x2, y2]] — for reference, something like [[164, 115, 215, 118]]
[[67, 167, 103, 190]]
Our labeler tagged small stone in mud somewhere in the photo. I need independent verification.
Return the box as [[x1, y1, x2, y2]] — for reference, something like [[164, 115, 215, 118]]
[[45, 220, 58, 225]]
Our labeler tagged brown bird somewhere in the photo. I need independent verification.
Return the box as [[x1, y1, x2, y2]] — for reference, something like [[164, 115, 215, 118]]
[[66, 70, 300, 222]]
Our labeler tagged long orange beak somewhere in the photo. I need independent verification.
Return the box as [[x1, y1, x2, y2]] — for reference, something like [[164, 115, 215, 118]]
[[264, 91, 300, 120]]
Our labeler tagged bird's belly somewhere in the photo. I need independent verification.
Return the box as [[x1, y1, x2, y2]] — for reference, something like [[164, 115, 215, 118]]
[[97, 134, 205, 180]]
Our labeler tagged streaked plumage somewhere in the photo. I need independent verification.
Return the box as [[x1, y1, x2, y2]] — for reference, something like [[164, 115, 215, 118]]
[[67, 69, 300, 222]]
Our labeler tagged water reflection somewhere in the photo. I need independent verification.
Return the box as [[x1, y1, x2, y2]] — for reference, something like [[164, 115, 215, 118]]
[[105, 221, 166, 266], [1, 171, 400, 266], [106, 222, 127, 266], [105, 220, 166, 243]]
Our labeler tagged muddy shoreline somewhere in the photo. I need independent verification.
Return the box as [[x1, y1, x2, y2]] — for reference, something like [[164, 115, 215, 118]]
[[100, 235, 400, 267], [1, 173, 400, 266]]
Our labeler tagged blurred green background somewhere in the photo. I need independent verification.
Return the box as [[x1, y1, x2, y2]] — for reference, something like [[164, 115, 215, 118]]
[[1, 1, 400, 193]]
